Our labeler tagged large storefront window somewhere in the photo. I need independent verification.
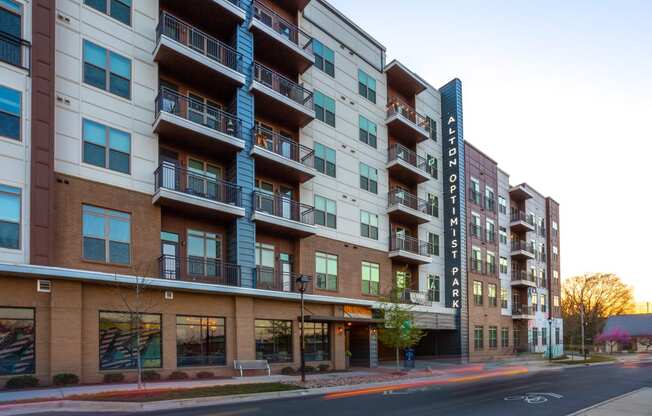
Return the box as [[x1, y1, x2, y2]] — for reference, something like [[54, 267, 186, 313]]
[[255, 319, 292, 363], [176, 316, 225, 367], [303, 322, 330, 361], [99, 312, 161, 370], [0, 307, 34, 375]]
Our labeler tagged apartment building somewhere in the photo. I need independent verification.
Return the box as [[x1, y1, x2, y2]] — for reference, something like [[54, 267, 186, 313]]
[[0, 0, 561, 385]]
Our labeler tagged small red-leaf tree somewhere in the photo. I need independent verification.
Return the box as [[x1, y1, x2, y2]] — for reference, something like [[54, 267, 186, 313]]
[[596, 327, 631, 353]]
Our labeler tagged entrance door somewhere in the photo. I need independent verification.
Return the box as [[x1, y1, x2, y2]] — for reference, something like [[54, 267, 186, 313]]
[[279, 253, 292, 291], [279, 186, 293, 220], [348, 324, 371, 367], [160, 231, 179, 279], [159, 149, 179, 191], [255, 243, 275, 289]]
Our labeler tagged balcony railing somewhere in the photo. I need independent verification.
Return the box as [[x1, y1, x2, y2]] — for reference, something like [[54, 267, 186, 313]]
[[0, 31, 30, 72], [253, 266, 313, 293], [252, 1, 313, 51], [388, 143, 428, 172], [512, 305, 534, 316], [155, 87, 241, 138], [156, 12, 243, 73], [155, 163, 242, 207], [510, 210, 535, 225], [158, 255, 241, 286], [388, 189, 429, 214], [386, 97, 430, 132], [399, 289, 436, 306], [511, 240, 534, 253], [253, 191, 315, 225], [512, 269, 536, 283], [390, 234, 431, 257], [252, 62, 313, 109], [253, 126, 314, 167]]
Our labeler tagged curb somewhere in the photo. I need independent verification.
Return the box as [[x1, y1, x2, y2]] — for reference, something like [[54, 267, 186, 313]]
[[564, 387, 649, 416]]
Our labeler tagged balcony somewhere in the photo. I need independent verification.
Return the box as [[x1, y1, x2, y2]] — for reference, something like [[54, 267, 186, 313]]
[[389, 234, 432, 265], [153, 163, 245, 219], [384, 60, 428, 99], [249, 1, 314, 73], [387, 189, 431, 225], [386, 97, 430, 144], [512, 305, 535, 319], [158, 255, 241, 286], [154, 12, 245, 90], [154, 87, 245, 154], [253, 267, 313, 294], [510, 211, 536, 233], [159, 1, 245, 39], [386, 144, 431, 184], [250, 62, 315, 128], [252, 191, 316, 237], [398, 289, 437, 306], [509, 184, 534, 201], [510, 270, 537, 288], [251, 126, 315, 183], [511, 240, 535, 260], [0, 31, 30, 73]]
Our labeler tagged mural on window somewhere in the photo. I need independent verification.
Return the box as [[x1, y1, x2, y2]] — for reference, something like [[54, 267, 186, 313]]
[[0, 307, 34, 375], [99, 312, 161, 370]]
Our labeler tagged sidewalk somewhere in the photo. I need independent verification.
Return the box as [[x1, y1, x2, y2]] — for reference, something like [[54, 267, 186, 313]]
[[569, 387, 652, 415]]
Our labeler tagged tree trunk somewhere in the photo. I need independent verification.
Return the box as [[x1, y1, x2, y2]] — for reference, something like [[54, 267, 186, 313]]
[[136, 314, 143, 389], [395, 346, 400, 371]]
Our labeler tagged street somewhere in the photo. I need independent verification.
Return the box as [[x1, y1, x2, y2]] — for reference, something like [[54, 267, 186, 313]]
[[31, 360, 652, 416]]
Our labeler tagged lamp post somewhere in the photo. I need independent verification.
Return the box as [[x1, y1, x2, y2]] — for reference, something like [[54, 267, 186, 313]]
[[548, 317, 553, 363], [296, 274, 310, 383]]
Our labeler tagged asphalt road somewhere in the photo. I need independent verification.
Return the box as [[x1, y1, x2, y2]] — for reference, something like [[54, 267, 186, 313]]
[[31, 361, 652, 416]]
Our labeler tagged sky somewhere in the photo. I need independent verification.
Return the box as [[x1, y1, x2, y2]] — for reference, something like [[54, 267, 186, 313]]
[[328, 0, 652, 301]]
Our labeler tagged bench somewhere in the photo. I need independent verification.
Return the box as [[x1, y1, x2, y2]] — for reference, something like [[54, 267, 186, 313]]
[[234, 359, 271, 377]]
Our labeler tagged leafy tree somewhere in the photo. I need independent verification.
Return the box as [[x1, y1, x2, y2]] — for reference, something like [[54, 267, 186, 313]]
[[377, 287, 424, 371]]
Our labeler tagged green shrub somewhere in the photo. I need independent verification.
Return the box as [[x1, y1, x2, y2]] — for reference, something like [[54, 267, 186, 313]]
[[303, 365, 316, 373], [52, 373, 79, 386], [168, 371, 189, 380], [142, 371, 161, 382], [280, 366, 295, 375], [196, 371, 214, 379], [318, 364, 330, 372], [102, 373, 125, 384], [5, 375, 39, 389]]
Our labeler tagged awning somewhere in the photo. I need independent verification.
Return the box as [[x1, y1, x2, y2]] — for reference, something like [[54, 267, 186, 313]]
[[302, 315, 384, 324]]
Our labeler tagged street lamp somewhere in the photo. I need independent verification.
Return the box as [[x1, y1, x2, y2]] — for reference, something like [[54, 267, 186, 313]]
[[548, 317, 553, 363], [296, 274, 310, 383]]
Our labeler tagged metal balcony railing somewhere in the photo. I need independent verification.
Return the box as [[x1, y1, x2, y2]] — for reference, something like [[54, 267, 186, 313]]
[[253, 191, 315, 225], [388, 143, 428, 173], [512, 269, 536, 283], [510, 210, 535, 225], [253, 126, 314, 167], [155, 87, 241, 138], [253, 266, 313, 293], [511, 240, 534, 254], [398, 289, 436, 306], [512, 305, 534, 315], [156, 12, 243, 73], [388, 189, 429, 214], [386, 97, 430, 132], [390, 234, 431, 257], [252, 62, 313, 109], [158, 255, 241, 286], [0, 31, 30, 73], [154, 163, 242, 206], [252, 1, 313, 51]]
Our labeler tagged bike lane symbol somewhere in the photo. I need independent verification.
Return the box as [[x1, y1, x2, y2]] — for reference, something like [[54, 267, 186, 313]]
[[504, 392, 563, 404]]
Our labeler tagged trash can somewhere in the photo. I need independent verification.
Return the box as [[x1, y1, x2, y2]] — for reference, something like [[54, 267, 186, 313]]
[[404, 347, 415, 369]]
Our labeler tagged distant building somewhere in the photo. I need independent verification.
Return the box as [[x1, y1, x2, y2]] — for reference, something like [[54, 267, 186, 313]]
[[600, 314, 652, 352]]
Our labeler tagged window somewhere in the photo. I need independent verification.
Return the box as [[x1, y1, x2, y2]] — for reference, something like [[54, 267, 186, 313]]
[[501, 287, 508, 309], [360, 210, 378, 240], [487, 251, 496, 274], [315, 252, 337, 291], [427, 194, 439, 217], [0, 85, 21, 140], [0, 185, 20, 249], [395, 270, 410, 289], [314, 195, 336, 229], [176, 316, 225, 367], [255, 319, 292, 362], [99, 311, 161, 370], [554, 295, 560, 308], [361, 261, 380, 295], [488, 283, 497, 307], [83, 40, 131, 99], [358, 69, 376, 103], [489, 326, 498, 349], [553, 270, 559, 280], [499, 257, 508, 274], [359, 115, 377, 148], [471, 247, 482, 272], [542, 327, 548, 346], [428, 275, 441, 302], [82, 119, 131, 174], [532, 293, 538, 312], [470, 178, 481, 204], [499, 227, 508, 244], [555, 327, 560, 345], [359, 163, 378, 194], [553, 245, 559, 261], [474, 326, 484, 351], [0, 1, 22, 68], [473, 280, 483, 305], [82, 205, 131, 264], [187, 230, 221, 276], [0, 307, 34, 375], [312, 39, 334, 77], [552, 221, 559, 231], [501, 327, 509, 348], [84, 0, 131, 25], [303, 322, 330, 360], [428, 117, 437, 141], [471, 213, 481, 237], [532, 327, 539, 346], [427, 155, 438, 179], [485, 219, 495, 242], [485, 187, 495, 211], [428, 233, 440, 256], [314, 91, 335, 126], [498, 196, 507, 214], [540, 294, 547, 313], [314, 142, 336, 177]]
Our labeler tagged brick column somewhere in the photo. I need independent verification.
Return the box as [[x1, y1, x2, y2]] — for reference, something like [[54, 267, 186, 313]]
[[234, 297, 255, 360], [49, 281, 83, 380]]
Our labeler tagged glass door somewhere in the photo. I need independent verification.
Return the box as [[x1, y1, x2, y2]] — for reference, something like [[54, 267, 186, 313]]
[[256, 180, 275, 215], [280, 253, 292, 291], [280, 186, 293, 220], [159, 149, 178, 191], [255, 243, 275, 288], [160, 231, 179, 279]]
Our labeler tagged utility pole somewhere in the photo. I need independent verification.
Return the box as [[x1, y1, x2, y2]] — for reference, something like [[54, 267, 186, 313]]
[[580, 303, 586, 360]]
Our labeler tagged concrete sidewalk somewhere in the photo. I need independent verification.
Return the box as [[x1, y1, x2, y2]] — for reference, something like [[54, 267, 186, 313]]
[[569, 387, 652, 415]]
